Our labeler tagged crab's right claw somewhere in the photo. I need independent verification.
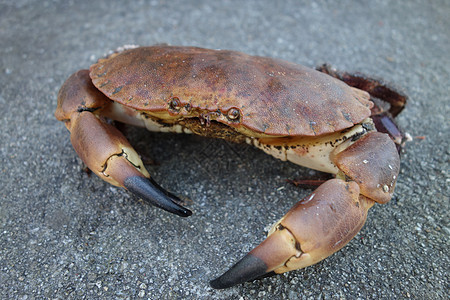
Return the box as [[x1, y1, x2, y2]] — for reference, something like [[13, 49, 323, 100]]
[[56, 70, 192, 217], [210, 179, 374, 289]]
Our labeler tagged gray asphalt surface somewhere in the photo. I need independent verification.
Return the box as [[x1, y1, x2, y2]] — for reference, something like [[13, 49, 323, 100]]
[[1, 0, 448, 299]]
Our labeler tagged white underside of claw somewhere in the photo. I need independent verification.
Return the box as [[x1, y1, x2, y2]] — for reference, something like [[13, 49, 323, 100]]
[[103, 101, 193, 134], [248, 120, 372, 174], [121, 145, 150, 177]]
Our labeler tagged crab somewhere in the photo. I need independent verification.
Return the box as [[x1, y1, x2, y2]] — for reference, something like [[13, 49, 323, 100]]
[[55, 45, 406, 289]]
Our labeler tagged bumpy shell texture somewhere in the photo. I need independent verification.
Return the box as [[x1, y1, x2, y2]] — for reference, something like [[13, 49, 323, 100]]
[[90, 46, 372, 136]]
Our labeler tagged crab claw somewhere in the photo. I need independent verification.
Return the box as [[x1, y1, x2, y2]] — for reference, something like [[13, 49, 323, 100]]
[[210, 179, 374, 289], [56, 70, 191, 217], [123, 176, 192, 217]]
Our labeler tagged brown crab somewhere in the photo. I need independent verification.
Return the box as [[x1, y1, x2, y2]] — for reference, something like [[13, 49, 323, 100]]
[[55, 45, 406, 289]]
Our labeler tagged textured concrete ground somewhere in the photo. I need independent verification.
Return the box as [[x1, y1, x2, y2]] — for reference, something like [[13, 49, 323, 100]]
[[1, 0, 448, 299]]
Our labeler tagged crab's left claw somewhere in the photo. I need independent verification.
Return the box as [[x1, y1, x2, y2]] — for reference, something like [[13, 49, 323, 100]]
[[210, 179, 374, 289], [56, 70, 192, 217]]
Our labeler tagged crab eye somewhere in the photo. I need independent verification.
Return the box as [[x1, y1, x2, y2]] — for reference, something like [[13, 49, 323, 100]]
[[169, 97, 181, 111], [227, 108, 241, 121]]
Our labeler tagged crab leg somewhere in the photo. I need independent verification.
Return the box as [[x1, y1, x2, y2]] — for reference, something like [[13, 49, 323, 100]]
[[316, 64, 407, 148], [210, 131, 399, 289], [55, 70, 191, 217], [316, 64, 407, 118]]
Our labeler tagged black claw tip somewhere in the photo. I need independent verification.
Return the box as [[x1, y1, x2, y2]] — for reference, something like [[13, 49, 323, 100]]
[[124, 176, 192, 217], [210, 254, 268, 289]]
